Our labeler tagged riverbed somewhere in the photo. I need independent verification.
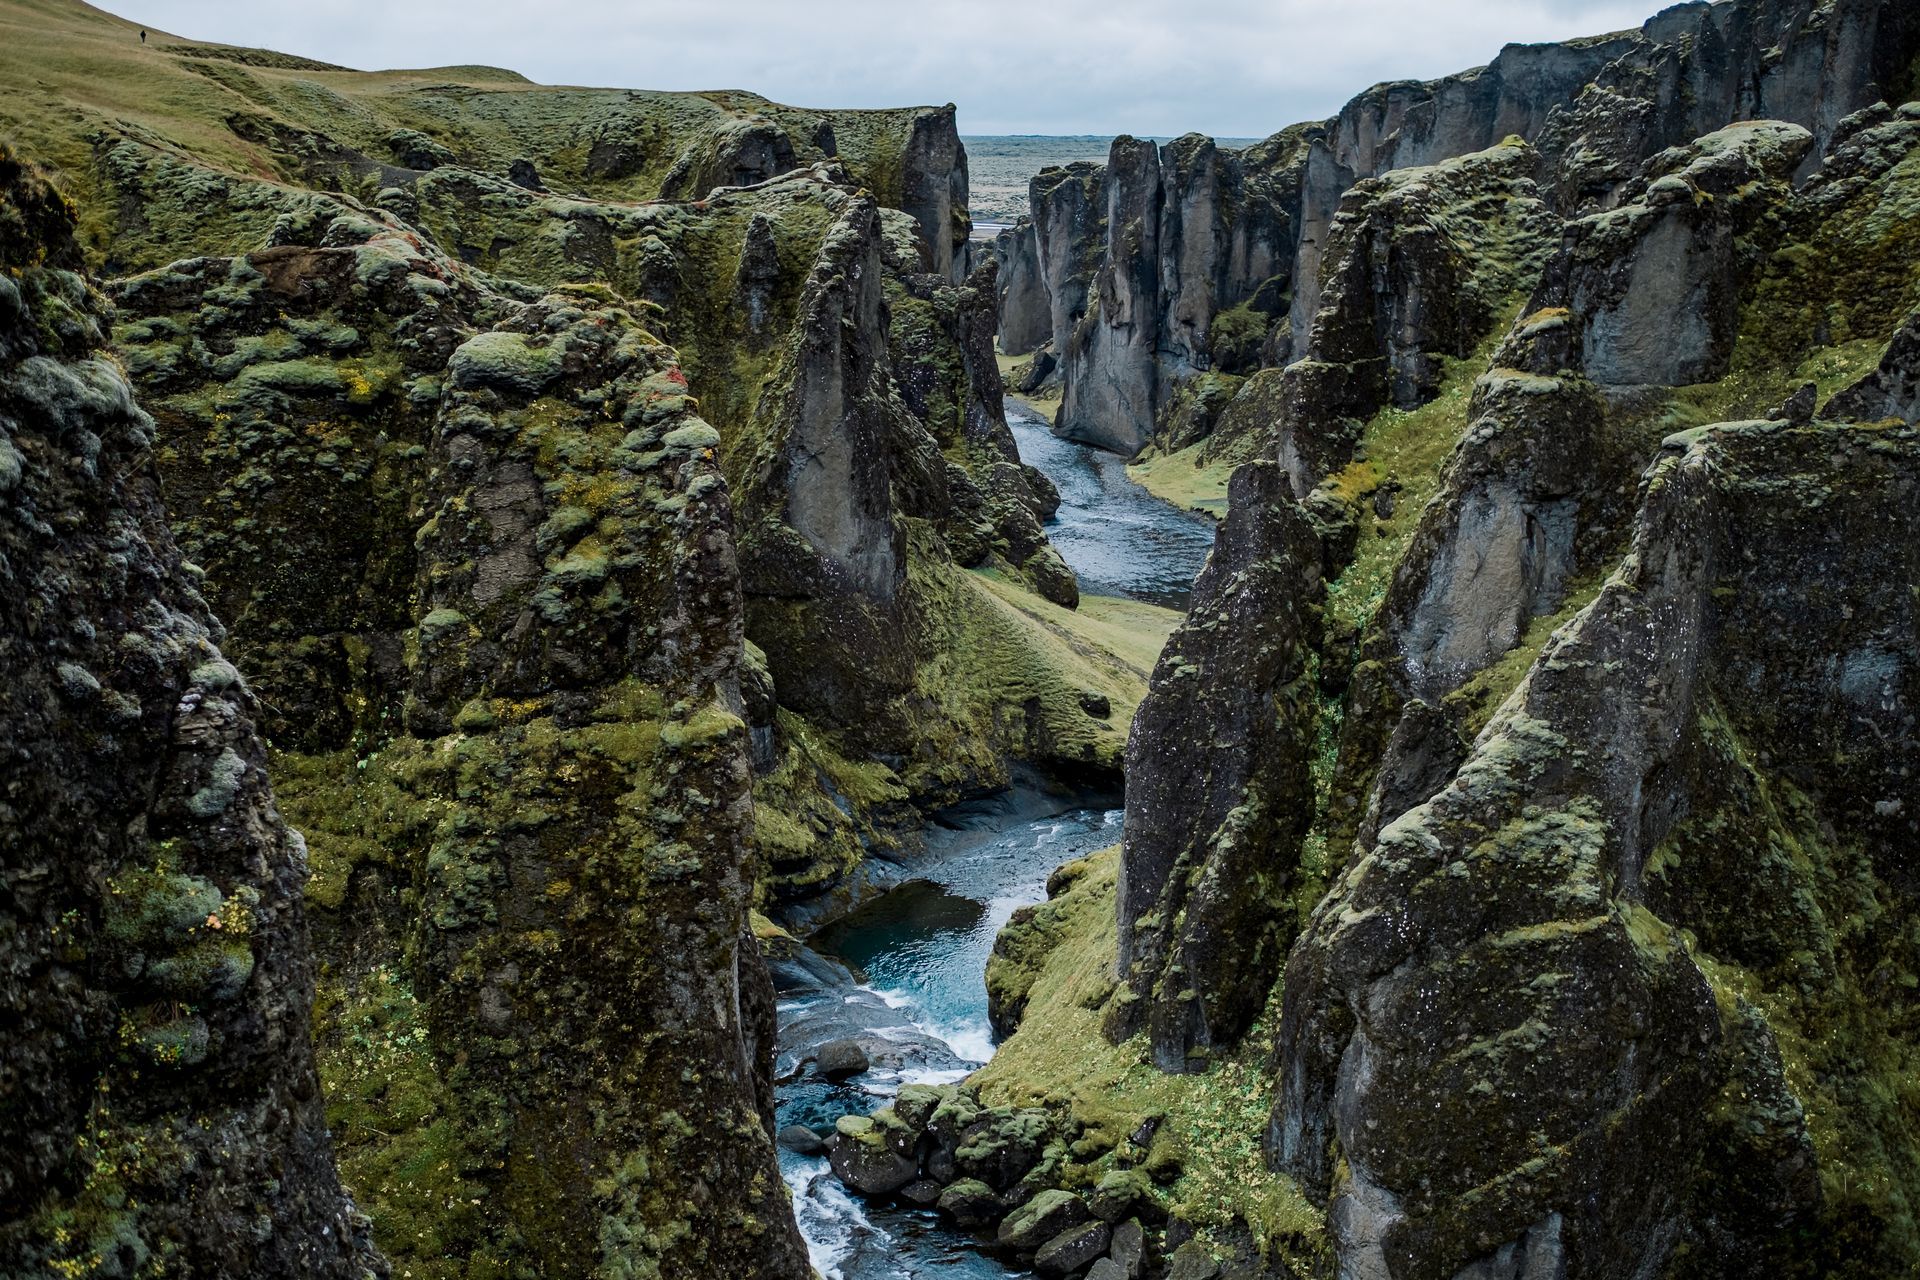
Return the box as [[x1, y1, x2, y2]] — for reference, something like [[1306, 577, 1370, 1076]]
[[772, 399, 1214, 1278]]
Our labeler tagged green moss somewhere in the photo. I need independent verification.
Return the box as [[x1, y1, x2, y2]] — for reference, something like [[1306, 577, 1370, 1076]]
[[1324, 321, 1514, 635], [1126, 444, 1234, 518], [975, 847, 1329, 1271], [316, 966, 519, 1279]]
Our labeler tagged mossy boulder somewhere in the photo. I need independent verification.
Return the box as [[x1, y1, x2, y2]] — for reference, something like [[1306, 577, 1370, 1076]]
[[997, 1188, 1094, 1254]]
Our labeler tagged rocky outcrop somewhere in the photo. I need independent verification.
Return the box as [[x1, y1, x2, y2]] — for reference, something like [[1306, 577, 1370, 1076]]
[[1053, 133, 1304, 455], [1263, 138, 1563, 493], [1529, 120, 1811, 387], [1017, 0, 1920, 460], [1538, 0, 1920, 207], [0, 146, 383, 1278], [1109, 463, 1323, 1070], [404, 291, 811, 1279], [105, 186, 813, 1277], [983, 11, 1920, 1276], [1829, 308, 1920, 422], [819, 1083, 1173, 1275], [995, 215, 1051, 355], [1273, 417, 1920, 1278]]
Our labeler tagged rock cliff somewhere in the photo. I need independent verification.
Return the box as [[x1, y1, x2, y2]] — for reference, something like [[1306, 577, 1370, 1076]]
[[1004, 0, 1920, 459], [974, 16, 1920, 1280], [0, 146, 384, 1279], [0, 2, 1142, 1275]]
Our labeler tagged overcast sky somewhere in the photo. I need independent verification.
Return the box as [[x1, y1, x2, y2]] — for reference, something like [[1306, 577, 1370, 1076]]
[[108, 0, 1657, 137]]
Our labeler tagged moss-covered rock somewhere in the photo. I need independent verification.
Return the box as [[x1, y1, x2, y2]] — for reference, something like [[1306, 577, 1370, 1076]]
[[0, 143, 383, 1280]]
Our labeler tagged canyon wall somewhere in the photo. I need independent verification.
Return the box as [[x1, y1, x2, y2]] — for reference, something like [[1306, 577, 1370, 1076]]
[[0, 4, 1136, 1274], [969, 9, 1920, 1277], [0, 146, 385, 1279], [1005, 0, 1920, 456]]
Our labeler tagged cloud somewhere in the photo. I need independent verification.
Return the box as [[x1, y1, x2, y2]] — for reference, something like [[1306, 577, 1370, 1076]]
[[110, 0, 1657, 136]]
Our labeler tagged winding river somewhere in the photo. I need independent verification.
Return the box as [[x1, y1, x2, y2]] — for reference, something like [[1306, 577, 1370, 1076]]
[[772, 398, 1214, 1278]]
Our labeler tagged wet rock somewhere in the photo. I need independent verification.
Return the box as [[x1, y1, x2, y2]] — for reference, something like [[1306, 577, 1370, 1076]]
[[777, 1124, 827, 1155], [997, 1188, 1094, 1253], [1087, 1260, 1128, 1280], [1034, 1220, 1112, 1276], [814, 1037, 870, 1081], [937, 1178, 1004, 1227], [900, 1178, 944, 1207], [828, 1116, 918, 1196]]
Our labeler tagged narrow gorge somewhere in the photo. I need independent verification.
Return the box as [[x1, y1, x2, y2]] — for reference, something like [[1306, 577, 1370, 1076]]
[[3, 0, 1918, 1278]]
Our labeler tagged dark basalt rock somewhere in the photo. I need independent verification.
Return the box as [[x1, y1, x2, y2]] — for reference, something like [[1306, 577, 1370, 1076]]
[[998, 1188, 1095, 1253], [1273, 419, 1920, 1278], [0, 144, 385, 1278], [1019, 0, 1920, 459], [1528, 120, 1811, 388], [1109, 461, 1324, 1069], [1828, 309, 1920, 424], [778, 1124, 828, 1154], [815, 1037, 872, 1080], [829, 1118, 920, 1196], [938, 1178, 1006, 1227], [1034, 1220, 1112, 1275]]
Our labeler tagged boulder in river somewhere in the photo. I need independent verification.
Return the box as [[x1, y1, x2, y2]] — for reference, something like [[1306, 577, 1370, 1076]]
[[828, 1115, 919, 1195], [814, 1037, 871, 1080], [937, 1178, 1004, 1226], [777, 1124, 828, 1155]]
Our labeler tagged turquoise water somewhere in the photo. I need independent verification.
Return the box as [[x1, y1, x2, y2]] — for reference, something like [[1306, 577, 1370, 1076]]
[[775, 803, 1122, 1279], [772, 402, 1215, 1277]]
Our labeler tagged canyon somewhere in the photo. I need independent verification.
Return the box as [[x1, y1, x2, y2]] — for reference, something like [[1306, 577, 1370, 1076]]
[[3, 0, 1919, 1277]]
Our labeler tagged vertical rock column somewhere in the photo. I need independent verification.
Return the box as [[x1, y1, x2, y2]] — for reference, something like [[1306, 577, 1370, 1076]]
[[0, 147, 384, 1278], [405, 288, 808, 1278]]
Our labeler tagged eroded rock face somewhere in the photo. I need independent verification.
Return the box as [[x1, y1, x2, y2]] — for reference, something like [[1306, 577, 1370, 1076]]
[[1531, 121, 1811, 387], [1273, 418, 1919, 1278], [1015, 0, 1920, 461], [403, 291, 809, 1277], [1259, 139, 1564, 493], [105, 167, 821, 1280], [995, 215, 1051, 356], [1829, 308, 1920, 422], [1054, 134, 1303, 455], [1110, 462, 1324, 1069], [0, 146, 383, 1278]]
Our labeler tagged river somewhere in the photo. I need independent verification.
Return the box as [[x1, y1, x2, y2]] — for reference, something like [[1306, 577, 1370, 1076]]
[[771, 398, 1215, 1278]]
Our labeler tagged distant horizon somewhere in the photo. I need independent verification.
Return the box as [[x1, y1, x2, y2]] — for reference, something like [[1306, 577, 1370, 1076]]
[[100, 0, 1654, 138]]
